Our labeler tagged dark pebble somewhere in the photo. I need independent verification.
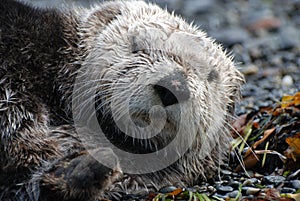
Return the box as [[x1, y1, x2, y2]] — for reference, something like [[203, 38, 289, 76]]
[[216, 186, 234, 194], [227, 190, 240, 198], [263, 176, 285, 186], [228, 181, 241, 189], [280, 187, 296, 194], [222, 175, 232, 181]]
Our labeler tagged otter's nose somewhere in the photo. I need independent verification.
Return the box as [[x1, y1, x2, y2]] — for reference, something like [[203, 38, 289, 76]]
[[153, 72, 190, 107]]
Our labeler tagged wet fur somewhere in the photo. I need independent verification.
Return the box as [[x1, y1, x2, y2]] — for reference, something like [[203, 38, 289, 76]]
[[0, 0, 244, 200]]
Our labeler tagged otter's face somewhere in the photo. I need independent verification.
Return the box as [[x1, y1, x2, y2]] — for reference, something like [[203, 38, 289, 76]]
[[74, 1, 243, 173]]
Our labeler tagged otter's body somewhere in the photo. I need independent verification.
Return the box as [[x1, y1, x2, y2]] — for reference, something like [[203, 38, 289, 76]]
[[0, 0, 243, 200]]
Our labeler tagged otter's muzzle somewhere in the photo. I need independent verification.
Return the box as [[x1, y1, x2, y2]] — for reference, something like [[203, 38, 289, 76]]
[[153, 72, 190, 107]]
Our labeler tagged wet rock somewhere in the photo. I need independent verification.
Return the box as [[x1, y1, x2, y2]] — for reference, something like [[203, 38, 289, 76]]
[[291, 180, 300, 189], [280, 187, 296, 194], [227, 190, 240, 198], [216, 186, 234, 194], [263, 176, 285, 186], [228, 181, 241, 189], [245, 187, 261, 195]]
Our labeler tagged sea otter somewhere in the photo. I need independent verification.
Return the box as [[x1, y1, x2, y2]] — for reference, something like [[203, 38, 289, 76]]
[[0, 0, 244, 200]]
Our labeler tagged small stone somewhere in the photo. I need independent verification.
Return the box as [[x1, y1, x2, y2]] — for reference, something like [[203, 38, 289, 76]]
[[261, 68, 282, 77], [216, 186, 234, 194], [227, 190, 240, 198], [245, 187, 261, 195], [279, 26, 300, 50], [263, 176, 285, 186], [228, 181, 241, 189], [280, 187, 296, 194], [243, 178, 260, 186], [249, 46, 263, 59], [221, 170, 232, 175], [222, 175, 232, 181], [282, 75, 294, 87], [241, 65, 259, 75], [248, 17, 281, 31], [271, 56, 283, 66], [291, 180, 300, 189]]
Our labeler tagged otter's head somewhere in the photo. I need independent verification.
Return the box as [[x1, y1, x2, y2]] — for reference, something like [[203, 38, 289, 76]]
[[72, 1, 244, 174]]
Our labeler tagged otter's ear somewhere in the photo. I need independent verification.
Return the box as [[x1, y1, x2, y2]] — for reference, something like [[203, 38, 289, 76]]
[[89, 2, 123, 26]]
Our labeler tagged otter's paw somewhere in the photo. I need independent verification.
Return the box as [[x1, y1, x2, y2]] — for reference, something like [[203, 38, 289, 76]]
[[40, 148, 122, 201]]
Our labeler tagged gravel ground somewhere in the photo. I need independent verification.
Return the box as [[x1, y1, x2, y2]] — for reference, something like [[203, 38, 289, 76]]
[[18, 0, 300, 200]]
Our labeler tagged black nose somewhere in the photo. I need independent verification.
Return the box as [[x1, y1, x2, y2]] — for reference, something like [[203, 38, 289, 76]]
[[153, 72, 190, 107]]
